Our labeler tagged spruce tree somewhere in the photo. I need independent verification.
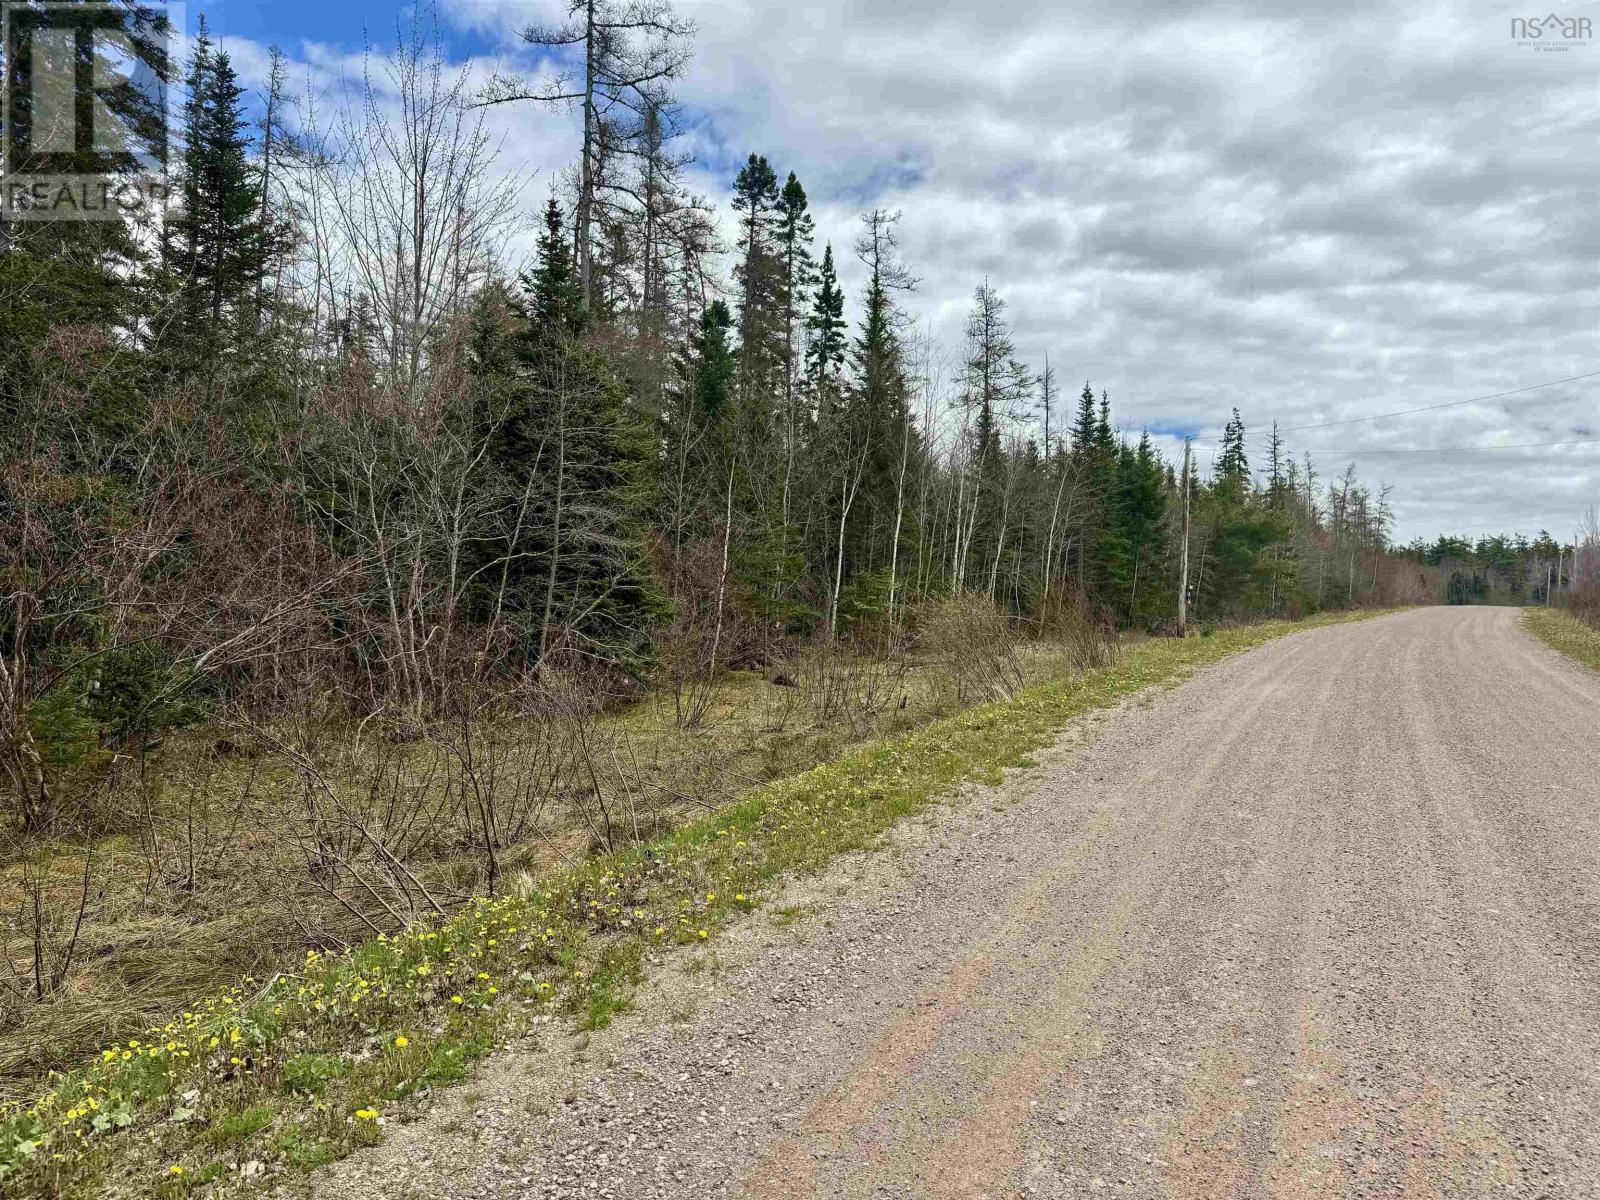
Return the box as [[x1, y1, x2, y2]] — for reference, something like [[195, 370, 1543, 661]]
[[694, 301, 735, 424], [776, 172, 816, 402], [845, 208, 917, 579], [1215, 408, 1250, 486], [959, 284, 1030, 597], [467, 262, 666, 667], [526, 196, 585, 338], [1103, 432, 1170, 625], [165, 24, 274, 361], [1068, 382, 1110, 595], [731, 153, 785, 402], [805, 244, 847, 385]]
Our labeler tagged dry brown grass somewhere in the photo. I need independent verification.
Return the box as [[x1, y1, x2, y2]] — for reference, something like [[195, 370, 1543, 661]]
[[0, 600, 1114, 1097]]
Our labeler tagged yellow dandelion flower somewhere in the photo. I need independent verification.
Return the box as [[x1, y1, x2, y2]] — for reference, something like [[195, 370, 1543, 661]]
[[450, 994, 463, 1004], [394, 1036, 409, 1048], [168, 1165, 185, 1176]]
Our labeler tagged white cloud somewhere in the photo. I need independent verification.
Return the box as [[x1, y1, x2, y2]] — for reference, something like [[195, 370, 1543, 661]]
[[233, 0, 1600, 540]]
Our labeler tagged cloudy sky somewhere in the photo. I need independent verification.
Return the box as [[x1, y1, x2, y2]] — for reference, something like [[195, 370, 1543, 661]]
[[205, 0, 1599, 543]]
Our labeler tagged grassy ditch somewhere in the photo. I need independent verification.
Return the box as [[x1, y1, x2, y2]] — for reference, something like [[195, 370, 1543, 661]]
[[1523, 608, 1600, 672], [0, 608, 1391, 1198], [0, 634, 1099, 1092]]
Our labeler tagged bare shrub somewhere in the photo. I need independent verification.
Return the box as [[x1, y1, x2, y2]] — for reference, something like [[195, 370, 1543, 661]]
[[1570, 507, 1600, 630], [914, 594, 1026, 703], [0, 843, 97, 1022], [232, 669, 660, 944], [1357, 550, 1437, 610], [758, 673, 806, 734], [652, 536, 773, 730], [795, 641, 910, 737], [1568, 582, 1600, 631], [134, 750, 254, 897], [1030, 584, 1119, 671]]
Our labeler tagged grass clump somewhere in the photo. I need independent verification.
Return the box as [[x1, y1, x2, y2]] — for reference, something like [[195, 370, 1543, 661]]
[[0, 609, 1389, 1198], [1524, 608, 1600, 671]]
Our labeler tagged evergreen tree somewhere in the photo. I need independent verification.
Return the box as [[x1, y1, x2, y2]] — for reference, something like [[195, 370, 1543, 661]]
[[466, 277, 667, 667], [842, 209, 917, 580], [525, 196, 585, 338], [164, 24, 276, 361], [959, 283, 1031, 596], [776, 172, 816, 403], [1214, 408, 1250, 486], [805, 244, 847, 385], [1067, 382, 1111, 594], [693, 301, 736, 424], [731, 153, 785, 403], [1103, 432, 1170, 625]]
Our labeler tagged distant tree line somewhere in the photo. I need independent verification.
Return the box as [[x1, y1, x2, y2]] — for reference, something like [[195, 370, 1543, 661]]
[[1409, 516, 1599, 610]]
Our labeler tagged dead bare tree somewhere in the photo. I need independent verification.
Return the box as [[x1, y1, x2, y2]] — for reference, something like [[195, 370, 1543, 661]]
[[306, 6, 525, 406], [479, 0, 695, 308]]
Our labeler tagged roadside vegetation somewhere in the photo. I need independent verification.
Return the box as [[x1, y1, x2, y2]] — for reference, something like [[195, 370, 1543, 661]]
[[0, 596, 1112, 1094], [1526, 596, 1600, 672], [0, 609, 1391, 1197]]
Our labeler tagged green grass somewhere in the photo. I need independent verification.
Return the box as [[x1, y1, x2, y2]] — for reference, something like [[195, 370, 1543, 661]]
[[0, 608, 1392, 1198], [1524, 608, 1600, 671], [0, 636, 1097, 1093]]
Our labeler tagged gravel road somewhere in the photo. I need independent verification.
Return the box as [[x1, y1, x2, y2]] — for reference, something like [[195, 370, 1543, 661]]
[[308, 606, 1600, 1200]]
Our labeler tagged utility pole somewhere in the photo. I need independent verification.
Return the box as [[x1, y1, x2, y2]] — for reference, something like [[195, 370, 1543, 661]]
[[1178, 439, 1192, 635]]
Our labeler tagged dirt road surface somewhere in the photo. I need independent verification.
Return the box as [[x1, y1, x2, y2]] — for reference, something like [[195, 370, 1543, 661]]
[[309, 606, 1600, 1199]]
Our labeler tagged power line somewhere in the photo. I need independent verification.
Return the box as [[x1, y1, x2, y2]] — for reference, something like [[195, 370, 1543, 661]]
[[1185, 368, 1600, 445], [1276, 369, 1600, 433], [1296, 435, 1600, 458]]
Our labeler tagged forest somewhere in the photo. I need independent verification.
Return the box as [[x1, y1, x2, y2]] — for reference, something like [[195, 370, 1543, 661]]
[[7, 0, 1593, 1144]]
